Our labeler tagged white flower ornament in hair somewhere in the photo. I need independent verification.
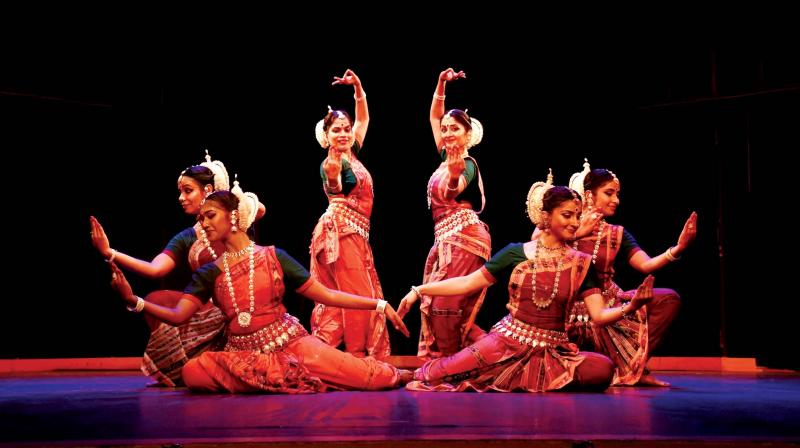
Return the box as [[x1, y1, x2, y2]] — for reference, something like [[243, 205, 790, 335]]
[[526, 168, 554, 225], [200, 149, 231, 191], [466, 117, 484, 150], [568, 158, 591, 202], [314, 105, 334, 148], [230, 174, 259, 232]]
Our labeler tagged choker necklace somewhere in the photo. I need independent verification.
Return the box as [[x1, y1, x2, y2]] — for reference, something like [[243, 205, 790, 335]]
[[531, 240, 566, 309], [538, 241, 564, 252], [222, 241, 256, 327], [225, 244, 251, 258]]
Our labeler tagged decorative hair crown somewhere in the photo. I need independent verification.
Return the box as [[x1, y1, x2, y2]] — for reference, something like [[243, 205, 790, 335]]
[[315, 105, 336, 148], [230, 174, 259, 232], [464, 111, 484, 150], [526, 168, 554, 225], [568, 158, 591, 202], [200, 149, 230, 191]]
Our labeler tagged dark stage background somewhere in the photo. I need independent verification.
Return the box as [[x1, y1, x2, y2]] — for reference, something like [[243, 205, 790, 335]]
[[3, 40, 796, 369]]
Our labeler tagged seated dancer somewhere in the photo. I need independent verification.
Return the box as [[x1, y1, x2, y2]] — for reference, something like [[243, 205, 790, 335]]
[[90, 151, 263, 386], [109, 186, 412, 393], [397, 172, 654, 392], [566, 159, 697, 386]]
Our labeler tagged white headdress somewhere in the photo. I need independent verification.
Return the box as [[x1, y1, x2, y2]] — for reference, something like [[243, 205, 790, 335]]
[[526, 168, 554, 226], [200, 149, 230, 191], [314, 105, 334, 148], [230, 174, 259, 232], [568, 158, 591, 201], [466, 116, 483, 150]]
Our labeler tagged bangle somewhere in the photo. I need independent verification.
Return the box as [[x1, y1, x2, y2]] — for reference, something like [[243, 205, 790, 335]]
[[127, 295, 145, 313], [324, 174, 342, 195], [375, 299, 387, 314], [619, 305, 629, 320], [433, 93, 446, 101], [410, 285, 422, 299], [665, 246, 681, 262], [354, 92, 366, 101], [106, 248, 117, 263]]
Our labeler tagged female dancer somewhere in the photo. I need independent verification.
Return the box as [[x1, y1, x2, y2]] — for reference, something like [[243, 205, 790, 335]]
[[91, 151, 262, 385], [109, 189, 411, 393], [416, 67, 491, 359], [309, 69, 390, 359], [398, 175, 653, 392], [567, 160, 696, 386]]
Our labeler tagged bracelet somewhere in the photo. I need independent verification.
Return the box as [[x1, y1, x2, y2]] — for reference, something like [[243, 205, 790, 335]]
[[433, 93, 446, 101], [354, 92, 366, 101], [665, 246, 681, 262], [410, 285, 422, 299], [106, 248, 117, 263], [127, 295, 145, 313], [375, 299, 387, 314], [619, 304, 629, 320], [324, 174, 343, 195]]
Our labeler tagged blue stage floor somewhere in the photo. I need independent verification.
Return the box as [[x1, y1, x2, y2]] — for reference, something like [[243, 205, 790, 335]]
[[1, 371, 798, 446]]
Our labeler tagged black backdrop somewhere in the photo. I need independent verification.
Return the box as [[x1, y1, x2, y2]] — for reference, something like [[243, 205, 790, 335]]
[[3, 39, 796, 369]]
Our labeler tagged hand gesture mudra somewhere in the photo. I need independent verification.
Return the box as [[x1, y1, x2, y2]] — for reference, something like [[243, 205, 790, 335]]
[[396, 289, 421, 319], [439, 68, 466, 82], [90, 216, 112, 258], [445, 144, 466, 177], [323, 146, 344, 178], [109, 262, 137, 308], [676, 211, 698, 252], [630, 275, 655, 310], [576, 210, 604, 239], [383, 303, 410, 337], [332, 68, 360, 86]]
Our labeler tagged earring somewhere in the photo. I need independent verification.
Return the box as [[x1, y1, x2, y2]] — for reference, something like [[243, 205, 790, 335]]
[[231, 211, 238, 233]]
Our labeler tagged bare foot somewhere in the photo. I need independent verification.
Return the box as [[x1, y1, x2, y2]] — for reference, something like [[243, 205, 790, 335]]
[[398, 369, 414, 386], [637, 373, 671, 387]]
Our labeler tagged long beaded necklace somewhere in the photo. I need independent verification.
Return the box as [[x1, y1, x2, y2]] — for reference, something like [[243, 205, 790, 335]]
[[426, 173, 436, 209], [199, 227, 218, 260], [573, 220, 605, 265], [531, 240, 566, 309], [427, 162, 445, 209], [222, 240, 255, 327]]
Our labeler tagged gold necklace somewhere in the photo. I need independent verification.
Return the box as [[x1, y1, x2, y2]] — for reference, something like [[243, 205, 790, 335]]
[[222, 241, 255, 328], [531, 240, 566, 309]]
